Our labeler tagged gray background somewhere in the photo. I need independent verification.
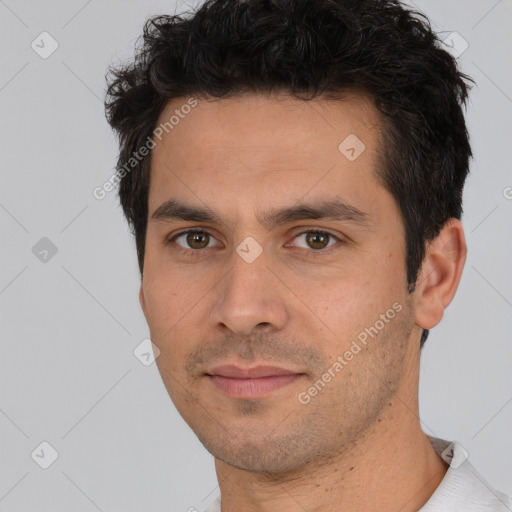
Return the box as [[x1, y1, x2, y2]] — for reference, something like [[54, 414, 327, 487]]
[[0, 0, 510, 510]]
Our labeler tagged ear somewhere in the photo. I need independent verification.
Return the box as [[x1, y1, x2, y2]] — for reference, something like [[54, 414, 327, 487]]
[[414, 219, 467, 330]]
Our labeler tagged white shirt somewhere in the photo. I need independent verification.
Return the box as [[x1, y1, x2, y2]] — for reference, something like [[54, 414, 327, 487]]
[[202, 437, 511, 511]]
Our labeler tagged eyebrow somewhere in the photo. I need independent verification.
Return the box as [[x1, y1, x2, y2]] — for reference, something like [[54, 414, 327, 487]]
[[150, 198, 370, 230]]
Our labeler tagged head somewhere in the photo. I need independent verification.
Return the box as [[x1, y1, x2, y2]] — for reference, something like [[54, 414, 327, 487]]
[[105, 0, 471, 473]]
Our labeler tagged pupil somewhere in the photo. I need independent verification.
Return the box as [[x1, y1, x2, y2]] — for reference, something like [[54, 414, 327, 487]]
[[308, 232, 328, 249], [188, 232, 208, 249], [184, 232, 329, 250]]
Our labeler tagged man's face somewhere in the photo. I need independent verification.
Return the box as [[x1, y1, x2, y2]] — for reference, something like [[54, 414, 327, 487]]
[[141, 92, 420, 472]]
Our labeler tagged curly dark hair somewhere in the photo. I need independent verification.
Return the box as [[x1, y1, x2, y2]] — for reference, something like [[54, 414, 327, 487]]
[[104, 0, 473, 347]]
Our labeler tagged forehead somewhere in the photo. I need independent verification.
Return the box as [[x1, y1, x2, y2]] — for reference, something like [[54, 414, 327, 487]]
[[154, 90, 381, 154], [148, 91, 386, 218]]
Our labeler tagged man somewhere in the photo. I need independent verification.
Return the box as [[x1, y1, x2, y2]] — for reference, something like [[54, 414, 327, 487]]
[[104, 0, 511, 510]]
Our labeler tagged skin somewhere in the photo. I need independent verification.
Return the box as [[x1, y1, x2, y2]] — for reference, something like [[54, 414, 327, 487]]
[[139, 91, 467, 511]]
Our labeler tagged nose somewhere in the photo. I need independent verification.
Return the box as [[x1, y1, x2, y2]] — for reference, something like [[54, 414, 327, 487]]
[[210, 248, 289, 337]]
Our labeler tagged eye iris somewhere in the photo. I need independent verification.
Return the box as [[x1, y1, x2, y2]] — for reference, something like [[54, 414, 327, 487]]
[[182, 232, 331, 250], [187, 231, 209, 249], [307, 232, 329, 250]]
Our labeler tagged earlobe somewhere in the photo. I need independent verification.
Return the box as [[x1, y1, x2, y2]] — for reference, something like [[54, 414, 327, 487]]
[[414, 219, 467, 330]]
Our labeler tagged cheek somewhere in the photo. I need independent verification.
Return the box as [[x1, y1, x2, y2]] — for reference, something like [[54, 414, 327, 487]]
[[143, 255, 202, 316], [302, 264, 405, 344], [141, 264, 219, 368], [314, 284, 384, 333], [141, 270, 188, 350]]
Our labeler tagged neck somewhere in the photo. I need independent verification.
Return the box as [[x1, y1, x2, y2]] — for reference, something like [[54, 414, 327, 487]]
[[213, 365, 447, 512]]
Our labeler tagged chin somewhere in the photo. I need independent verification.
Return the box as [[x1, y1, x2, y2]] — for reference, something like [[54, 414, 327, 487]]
[[199, 428, 330, 474]]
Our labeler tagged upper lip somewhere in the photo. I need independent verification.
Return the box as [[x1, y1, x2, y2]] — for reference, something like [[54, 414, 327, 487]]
[[207, 365, 301, 378]]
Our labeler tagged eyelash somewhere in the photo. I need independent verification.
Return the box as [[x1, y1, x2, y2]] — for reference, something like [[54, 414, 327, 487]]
[[166, 228, 344, 258]]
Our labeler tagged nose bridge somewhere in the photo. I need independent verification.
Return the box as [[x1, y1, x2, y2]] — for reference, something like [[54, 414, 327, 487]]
[[212, 243, 288, 335]]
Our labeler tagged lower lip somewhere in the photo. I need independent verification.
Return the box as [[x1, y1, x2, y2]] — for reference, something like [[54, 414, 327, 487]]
[[208, 374, 302, 398]]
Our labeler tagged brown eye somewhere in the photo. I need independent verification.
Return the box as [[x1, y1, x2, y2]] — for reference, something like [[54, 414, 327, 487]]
[[187, 231, 209, 249], [306, 232, 330, 250], [173, 230, 219, 250], [293, 230, 338, 251]]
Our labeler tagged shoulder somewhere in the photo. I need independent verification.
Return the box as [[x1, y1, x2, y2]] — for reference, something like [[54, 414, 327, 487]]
[[201, 496, 221, 512], [422, 437, 512, 512]]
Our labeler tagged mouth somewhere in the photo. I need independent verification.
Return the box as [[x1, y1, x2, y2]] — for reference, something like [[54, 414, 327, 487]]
[[205, 365, 305, 398]]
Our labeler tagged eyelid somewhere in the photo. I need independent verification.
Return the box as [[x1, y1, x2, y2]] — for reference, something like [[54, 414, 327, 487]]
[[287, 227, 343, 241], [170, 228, 222, 250], [167, 226, 345, 256], [285, 228, 343, 256]]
